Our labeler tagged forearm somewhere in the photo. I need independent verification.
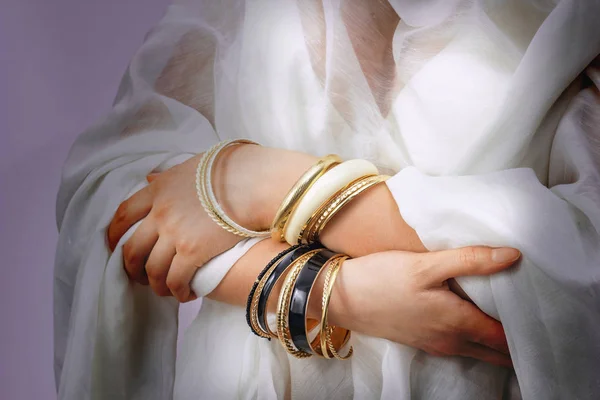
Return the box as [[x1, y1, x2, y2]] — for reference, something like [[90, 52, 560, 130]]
[[206, 144, 426, 322], [318, 181, 427, 256], [206, 238, 288, 309], [224, 144, 427, 257], [206, 237, 354, 328]]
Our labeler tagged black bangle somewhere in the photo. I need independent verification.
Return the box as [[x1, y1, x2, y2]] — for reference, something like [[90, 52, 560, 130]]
[[288, 248, 336, 353], [245, 244, 302, 338], [256, 242, 324, 335]]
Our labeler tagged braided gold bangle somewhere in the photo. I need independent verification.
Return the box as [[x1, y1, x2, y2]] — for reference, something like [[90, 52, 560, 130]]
[[270, 154, 342, 242], [300, 175, 390, 244], [307, 255, 351, 358], [275, 250, 321, 358], [248, 257, 285, 339], [311, 324, 351, 358], [197, 143, 233, 231], [319, 255, 353, 360], [326, 327, 354, 360], [252, 250, 322, 340], [196, 139, 271, 238]]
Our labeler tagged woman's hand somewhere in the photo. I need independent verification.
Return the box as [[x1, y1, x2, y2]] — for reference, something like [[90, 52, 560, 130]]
[[106, 144, 266, 302], [324, 246, 520, 368]]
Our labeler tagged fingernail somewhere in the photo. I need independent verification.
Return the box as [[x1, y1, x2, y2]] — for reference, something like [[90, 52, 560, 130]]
[[146, 173, 158, 183], [492, 248, 521, 263]]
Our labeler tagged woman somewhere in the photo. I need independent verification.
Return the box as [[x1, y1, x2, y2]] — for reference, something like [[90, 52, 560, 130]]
[[54, 0, 600, 399]]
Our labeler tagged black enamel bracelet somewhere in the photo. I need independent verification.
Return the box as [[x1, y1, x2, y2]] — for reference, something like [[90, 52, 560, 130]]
[[288, 248, 336, 353], [256, 242, 324, 335], [245, 244, 301, 338]]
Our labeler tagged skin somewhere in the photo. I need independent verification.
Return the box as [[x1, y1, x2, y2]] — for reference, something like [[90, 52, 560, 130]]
[[107, 143, 520, 368]]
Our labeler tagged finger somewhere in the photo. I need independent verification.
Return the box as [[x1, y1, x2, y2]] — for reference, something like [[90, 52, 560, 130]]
[[122, 219, 159, 282], [166, 253, 199, 303], [146, 173, 160, 183], [458, 301, 510, 354], [424, 246, 520, 284], [107, 187, 154, 251], [459, 342, 513, 369], [145, 238, 176, 287], [146, 240, 177, 297]]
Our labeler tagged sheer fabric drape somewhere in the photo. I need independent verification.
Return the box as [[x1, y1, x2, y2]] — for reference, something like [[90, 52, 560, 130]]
[[55, 0, 600, 398]]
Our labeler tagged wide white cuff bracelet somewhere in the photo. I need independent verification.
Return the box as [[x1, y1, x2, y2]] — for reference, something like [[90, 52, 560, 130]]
[[283, 159, 379, 245]]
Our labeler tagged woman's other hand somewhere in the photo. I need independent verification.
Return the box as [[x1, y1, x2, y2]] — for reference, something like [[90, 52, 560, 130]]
[[106, 144, 265, 302], [326, 246, 520, 368]]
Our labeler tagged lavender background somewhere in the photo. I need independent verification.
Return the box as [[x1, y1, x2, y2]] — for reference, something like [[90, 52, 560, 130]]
[[0, 1, 173, 398]]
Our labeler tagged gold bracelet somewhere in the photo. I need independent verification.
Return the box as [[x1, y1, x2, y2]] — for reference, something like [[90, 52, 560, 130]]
[[270, 154, 342, 242], [275, 250, 321, 358], [301, 175, 390, 244], [248, 257, 286, 339], [197, 141, 246, 236], [319, 255, 343, 359], [312, 325, 351, 358], [248, 254, 322, 339], [326, 327, 354, 360], [319, 255, 353, 360], [308, 255, 351, 358], [196, 139, 271, 238], [260, 257, 309, 339], [197, 144, 232, 232]]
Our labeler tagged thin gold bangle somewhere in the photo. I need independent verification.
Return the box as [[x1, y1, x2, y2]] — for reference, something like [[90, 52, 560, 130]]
[[311, 324, 351, 358], [248, 255, 322, 340], [319, 255, 344, 359], [275, 250, 321, 358], [261, 255, 314, 338], [326, 327, 354, 360], [298, 174, 370, 244], [307, 255, 351, 358], [197, 141, 244, 236], [248, 257, 286, 339], [197, 144, 233, 232], [319, 255, 353, 360], [305, 255, 338, 355], [301, 175, 390, 244], [196, 139, 271, 238], [270, 154, 342, 242]]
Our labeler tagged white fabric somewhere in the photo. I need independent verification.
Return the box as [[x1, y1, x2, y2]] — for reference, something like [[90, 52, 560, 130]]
[[54, 0, 600, 399]]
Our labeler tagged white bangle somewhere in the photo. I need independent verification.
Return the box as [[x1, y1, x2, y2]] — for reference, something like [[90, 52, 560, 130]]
[[283, 159, 379, 245], [196, 139, 271, 238]]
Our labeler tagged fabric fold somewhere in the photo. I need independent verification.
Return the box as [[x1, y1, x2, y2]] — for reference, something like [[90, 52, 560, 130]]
[[55, 0, 600, 399]]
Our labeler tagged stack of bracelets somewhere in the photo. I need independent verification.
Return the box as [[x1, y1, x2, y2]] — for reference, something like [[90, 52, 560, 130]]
[[196, 139, 390, 360]]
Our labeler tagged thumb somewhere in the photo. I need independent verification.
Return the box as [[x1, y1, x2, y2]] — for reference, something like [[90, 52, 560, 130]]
[[146, 172, 160, 183], [424, 246, 521, 284]]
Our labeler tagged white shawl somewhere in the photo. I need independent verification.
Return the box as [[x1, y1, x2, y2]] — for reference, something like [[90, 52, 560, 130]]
[[55, 0, 600, 398]]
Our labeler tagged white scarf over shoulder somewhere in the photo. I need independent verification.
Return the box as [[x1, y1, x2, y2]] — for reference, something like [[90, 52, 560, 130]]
[[55, 0, 600, 399]]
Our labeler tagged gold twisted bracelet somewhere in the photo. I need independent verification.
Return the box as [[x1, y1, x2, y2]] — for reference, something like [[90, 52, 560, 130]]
[[258, 272, 324, 341], [248, 254, 322, 339], [275, 250, 321, 358], [196, 139, 271, 238], [300, 175, 390, 244], [319, 255, 353, 360], [270, 154, 342, 242], [196, 143, 232, 231], [248, 257, 285, 339], [308, 255, 352, 358]]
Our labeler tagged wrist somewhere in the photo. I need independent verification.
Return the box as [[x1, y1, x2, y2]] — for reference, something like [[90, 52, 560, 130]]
[[233, 145, 319, 232], [318, 181, 428, 256], [211, 143, 269, 231], [306, 256, 362, 332], [212, 143, 319, 233]]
